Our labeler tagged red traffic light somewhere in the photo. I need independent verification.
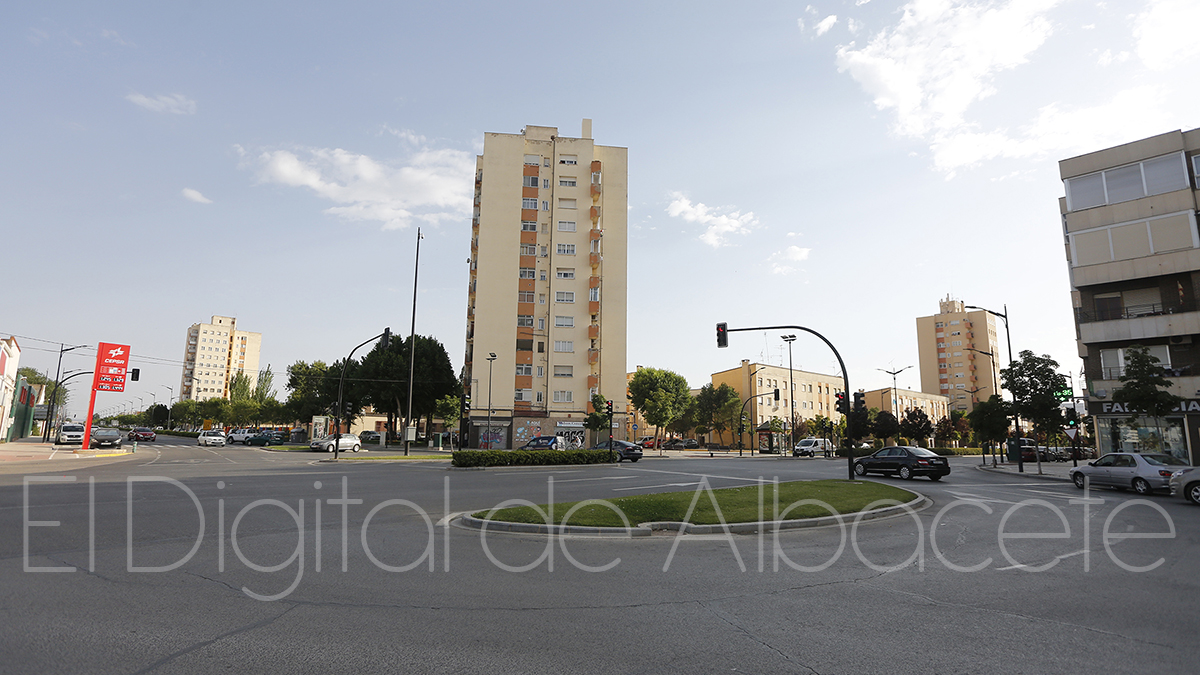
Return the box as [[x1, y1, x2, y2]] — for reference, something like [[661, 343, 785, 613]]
[[716, 322, 728, 348]]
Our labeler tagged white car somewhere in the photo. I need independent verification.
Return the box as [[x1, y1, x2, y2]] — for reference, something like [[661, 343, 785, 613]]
[[57, 423, 85, 445], [198, 430, 226, 447], [226, 428, 255, 444], [309, 433, 362, 453]]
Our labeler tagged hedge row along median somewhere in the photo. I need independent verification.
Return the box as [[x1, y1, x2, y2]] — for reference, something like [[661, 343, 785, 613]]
[[452, 449, 616, 468]]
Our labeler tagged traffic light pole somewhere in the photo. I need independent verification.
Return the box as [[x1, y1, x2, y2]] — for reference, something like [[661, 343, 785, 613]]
[[719, 323, 855, 480], [332, 328, 390, 461]]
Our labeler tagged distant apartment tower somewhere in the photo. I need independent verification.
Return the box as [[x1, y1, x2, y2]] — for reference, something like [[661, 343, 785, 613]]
[[463, 120, 627, 448], [1060, 129, 1200, 462], [915, 297, 1003, 413], [180, 315, 262, 401], [711, 360, 844, 450]]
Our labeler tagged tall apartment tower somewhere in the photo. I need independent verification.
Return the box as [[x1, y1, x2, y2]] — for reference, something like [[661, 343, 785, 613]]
[[1060, 129, 1200, 462], [463, 120, 627, 449], [915, 297, 1002, 413], [180, 315, 262, 401]]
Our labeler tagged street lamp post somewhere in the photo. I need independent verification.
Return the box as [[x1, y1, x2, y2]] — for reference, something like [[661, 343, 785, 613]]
[[485, 353, 497, 450], [965, 303, 1022, 472], [161, 385, 173, 430], [782, 335, 797, 451], [965, 347, 1002, 466], [877, 366, 913, 420], [43, 343, 89, 441], [404, 227, 423, 457]]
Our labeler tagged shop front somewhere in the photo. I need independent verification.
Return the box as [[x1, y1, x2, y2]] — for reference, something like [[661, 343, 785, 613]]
[[1089, 400, 1198, 465]]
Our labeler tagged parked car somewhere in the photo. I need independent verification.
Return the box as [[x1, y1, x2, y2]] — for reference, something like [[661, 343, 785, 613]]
[[591, 439, 643, 462], [56, 423, 85, 445], [90, 428, 123, 449], [1069, 452, 1189, 494], [197, 430, 226, 447], [309, 433, 362, 453], [794, 437, 834, 457], [246, 431, 280, 446], [1169, 467, 1200, 504], [661, 438, 687, 450], [227, 428, 255, 445], [519, 436, 562, 450], [636, 436, 658, 449], [854, 446, 951, 481], [683, 439, 699, 449], [128, 427, 156, 442], [360, 430, 381, 443]]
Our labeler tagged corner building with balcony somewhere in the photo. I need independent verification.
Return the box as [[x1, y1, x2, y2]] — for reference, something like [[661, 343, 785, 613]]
[[915, 297, 1003, 413], [1060, 129, 1200, 463], [463, 120, 627, 449]]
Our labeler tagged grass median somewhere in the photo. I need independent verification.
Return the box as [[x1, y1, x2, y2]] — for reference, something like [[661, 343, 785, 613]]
[[473, 479, 918, 527]]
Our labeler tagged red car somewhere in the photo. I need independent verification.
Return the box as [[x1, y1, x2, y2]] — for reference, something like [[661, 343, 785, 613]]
[[128, 427, 156, 442]]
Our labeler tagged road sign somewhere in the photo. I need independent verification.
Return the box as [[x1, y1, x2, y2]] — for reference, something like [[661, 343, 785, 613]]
[[83, 342, 132, 449], [1064, 428, 1078, 439]]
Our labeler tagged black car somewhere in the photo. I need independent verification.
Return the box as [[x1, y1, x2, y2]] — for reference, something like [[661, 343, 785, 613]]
[[590, 440, 643, 462], [854, 446, 950, 481], [90, 428, 123, 449], [360, 430, 381, 443]]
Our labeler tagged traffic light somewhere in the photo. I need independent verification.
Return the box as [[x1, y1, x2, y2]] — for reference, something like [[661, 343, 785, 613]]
[[381, 327, 391, 349], [716, 322, 728, 348], [853, 391, 866, 411], [1065, 408, 1077, 427], [130, 368, 139, 382], [774, 388, 780, 401], [835, 392, 848, 414], [463, 395, 471, 413], [606, 400, 613, 414]]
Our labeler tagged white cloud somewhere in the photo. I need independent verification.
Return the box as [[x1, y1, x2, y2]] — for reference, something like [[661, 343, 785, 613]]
[[769, 246, 813, 275], [815, 15, 839, 36], [1134, 0, 1200, 71], [1097, 49, 1130, 66], [181, 188, 212, 204], [247, 142, 474, 230], [126, 93, 196, 115], [665, 192, 758, 248], [101, 29, 133, 46]]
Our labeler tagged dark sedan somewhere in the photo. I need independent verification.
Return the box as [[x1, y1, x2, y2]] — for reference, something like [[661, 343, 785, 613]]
[[590, 439, 643, 462], [128, 427, 156, 442], [854, 446, 950, 481], [90, 428, 123, 449], [246, 431, 277, 446]]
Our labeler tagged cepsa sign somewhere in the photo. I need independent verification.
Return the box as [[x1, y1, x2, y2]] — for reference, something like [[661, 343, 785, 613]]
[[92, 342, 130, 392]]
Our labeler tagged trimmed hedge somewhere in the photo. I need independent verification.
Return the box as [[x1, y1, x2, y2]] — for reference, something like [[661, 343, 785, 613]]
[[452, 449, 616, 468]]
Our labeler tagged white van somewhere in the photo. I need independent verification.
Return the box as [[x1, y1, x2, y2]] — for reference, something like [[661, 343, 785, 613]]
[[793, 437, 833, 457]]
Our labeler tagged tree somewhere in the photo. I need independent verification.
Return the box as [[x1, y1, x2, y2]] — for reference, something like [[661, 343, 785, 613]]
[[934, 416, 959, 446], [627, 367, 691, 448], [1112, 344, 1182, 450], [899, 408, 934, 447], [872, 410, 899, 445], [1002, 350, 1069, 445], [17, 367, 68, 408], [668, 396, 698, 438], [286, 360, 330, 424], [967, 395, 1010, 456], [172, 399, 199, 430], [253, 366, 277, 403], [358, 334, 459, 438], [229, 399, 259, 428], [433, 394, 462, 446], [258, 398, 285, 427], [228, 372, 253, 402], [693, 383, 741, 445], [199, 398, 230, 427], [584, 393, 612, 445]]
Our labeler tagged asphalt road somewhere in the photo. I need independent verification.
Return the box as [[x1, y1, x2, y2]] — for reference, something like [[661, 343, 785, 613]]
[[2, 443, 1196, 674]]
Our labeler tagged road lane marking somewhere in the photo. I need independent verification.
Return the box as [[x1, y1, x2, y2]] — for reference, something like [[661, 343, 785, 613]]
[[613, 482, 701, 491]]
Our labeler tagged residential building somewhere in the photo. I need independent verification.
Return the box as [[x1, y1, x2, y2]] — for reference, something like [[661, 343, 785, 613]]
[[712, 359, 844, 451], [1060, 128, 1200, 463], [463, 120, 627, 449], [180, 315, 262, 401], [862, 387, 950, 425], [1, 337, 20, 441], [916, 297, 1003, 413]]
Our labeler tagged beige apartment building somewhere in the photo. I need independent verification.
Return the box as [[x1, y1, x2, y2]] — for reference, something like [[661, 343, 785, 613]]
[[916, 297, 1003, 413], [463, 120, 627, 449], [712, 359, 844, 450], [862, 387, 949, 424], [180, 315, 262, 401], [1060, 128, 1200, 463]]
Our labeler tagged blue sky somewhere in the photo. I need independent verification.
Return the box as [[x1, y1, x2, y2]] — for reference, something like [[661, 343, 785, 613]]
[[5, 0, 1200, 419]]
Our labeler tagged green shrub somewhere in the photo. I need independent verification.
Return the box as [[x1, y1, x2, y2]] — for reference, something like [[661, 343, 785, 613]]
[[452, 449, 615, 468], [931, 447, 984, 456]]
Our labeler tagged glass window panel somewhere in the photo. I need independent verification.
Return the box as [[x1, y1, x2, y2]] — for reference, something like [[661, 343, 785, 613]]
[[1143, 153, 1189, 196], [1103, 164, 1145, 204], [1067, 173, 1106, 210]]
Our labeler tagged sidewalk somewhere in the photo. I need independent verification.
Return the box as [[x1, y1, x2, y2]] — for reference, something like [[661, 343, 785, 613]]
[[0, 436, 135, 462], [976, 456, 1078, 482]]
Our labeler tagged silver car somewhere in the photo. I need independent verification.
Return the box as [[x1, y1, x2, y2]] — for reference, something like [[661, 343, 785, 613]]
[[1169, 467, 1200, 504], [309, 433, 362, 453], [1069, 452, 1189, 495], [198, 430, 226, 447], [57, 423, 85, 445]]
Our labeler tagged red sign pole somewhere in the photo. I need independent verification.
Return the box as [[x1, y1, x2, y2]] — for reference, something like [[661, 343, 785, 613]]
[[82, 343, 130, 451]]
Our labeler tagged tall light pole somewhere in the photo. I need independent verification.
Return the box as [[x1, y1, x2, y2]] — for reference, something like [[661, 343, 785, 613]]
[[485, 353, 497, 450], [404, 227, 423, 456], [161, 385, 173, 430], [877, 366, 912, 418], [43, 343, 89, 440], [965, 303, 1021, 472], [782, 335, 797, 450]]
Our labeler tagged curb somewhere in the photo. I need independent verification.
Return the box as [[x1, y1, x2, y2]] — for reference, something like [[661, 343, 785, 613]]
[[456, 493, 930, 537], [975, 464, 1072, 482]]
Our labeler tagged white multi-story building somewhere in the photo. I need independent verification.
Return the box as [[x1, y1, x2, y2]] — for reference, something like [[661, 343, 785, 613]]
[[180, 315, 262, 401], [463, 120, 628, 449], [916, 297, 1004, 413]]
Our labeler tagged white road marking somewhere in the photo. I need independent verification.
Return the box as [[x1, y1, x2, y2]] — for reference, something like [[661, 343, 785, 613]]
[[613, 482, 701, 491], [553, 475, 638, 483]]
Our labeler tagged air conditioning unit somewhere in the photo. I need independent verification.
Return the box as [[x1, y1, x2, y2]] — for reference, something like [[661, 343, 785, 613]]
[[1169, 335, 1193, 345]]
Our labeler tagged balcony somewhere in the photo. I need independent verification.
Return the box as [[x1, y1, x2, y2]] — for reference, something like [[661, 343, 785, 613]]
[[1077, 306, 1200, 344], [588, 349, 599, 365]]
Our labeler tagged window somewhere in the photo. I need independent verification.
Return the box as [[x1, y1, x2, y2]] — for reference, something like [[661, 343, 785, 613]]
[[558, 198, 576, 209], [1065, 152, 1189, 211], [516, 339, 533, 351], [524, 154, 540, 165], [559, 177, 577, 187], [558, 221, 577, 232], [517, 315, 533, 327], [591, 171, 601, 184], [950, 340, 962, 346], [536, 391, 544, 402], [589, 287, 599, 301], [542, 200, 549, 211], [559, 155, 577, 165], [518, 291, 535, 303], [522, 220, 537, 231], [554, 365, 573, 377], [538, 294, 546, 304], [555, 316, 574, 327], [522, 176, 539, 188], [556, 268, 575, 279], [516, 364, 532, 376], [537, 341, 545, 353], [519, 267, 535, 279], [557, 243, 576, 255], [520, 244, 537, 256], [542, 179, 549, 189], [1100, 345, 1171, 379], [536, 366, 544, 377], [522, 198, 538, 209], [515, 389, 533, 401], [540, 246, 547, 257], [540, 270, 547, 280], [950, 331, 960, 336], [556, 291, 575, 303], [553, 390, 573, 402], [554, 340, 574, 352], [538, 318, 545, 330]]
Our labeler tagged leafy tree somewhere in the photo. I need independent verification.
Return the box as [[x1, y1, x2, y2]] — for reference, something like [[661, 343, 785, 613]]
[[1002, 350, 1069, 447], [872, 410, 900, 444], [258, 398, 285, 426], [199, 398, 230, 428], [434, 394, 462, 445], [18, 367, 68, 408], [228, 372, 253, 402], [584, 393, 613, 444], [668, 396, 699, 437], [172, 399, 199, 429], [899, 408, 934, 447], [252, 366, 277, 403], [693, 383, 741, 445], [627, 367, 691, 448], [148, 404, 170, 428], [286, 360, 331, 424], [967, 395, 1011, 456], [229, 399, 259, 428], [358, 334, 459, 438], [934, 417, 958, 446], [1112, 344, 1182, 447]]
